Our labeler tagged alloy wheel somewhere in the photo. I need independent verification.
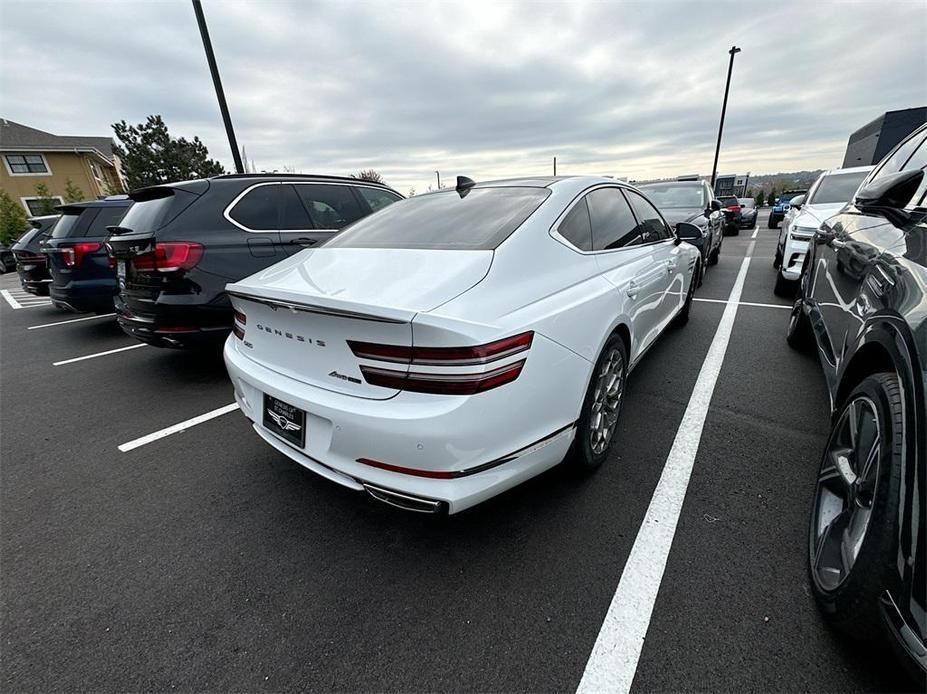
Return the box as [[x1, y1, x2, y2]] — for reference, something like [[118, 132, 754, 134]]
[[810, 395, 881, 592], [589, 347, 625, 455]]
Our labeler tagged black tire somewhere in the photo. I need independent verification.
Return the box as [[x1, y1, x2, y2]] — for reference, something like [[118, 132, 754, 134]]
[[773, 246, 782, 269], [786, 298, 813, 352], [773, 271, 795, 298], [673, 263, 698, 327], [566, 333, 628, 471], [768, 214, 778, 229], [707, 237, 721, 266], [808, 373, 904, 641]]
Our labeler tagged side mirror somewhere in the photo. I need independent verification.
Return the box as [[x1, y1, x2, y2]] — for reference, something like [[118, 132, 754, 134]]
[[789, 195, 805, 210], [855, 169, 924, 210], [709, 200, 722, 213], [675, 222, 703, 244]]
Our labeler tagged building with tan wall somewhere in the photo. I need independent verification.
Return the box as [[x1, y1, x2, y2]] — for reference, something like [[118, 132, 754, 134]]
[[0, 118, 124, 215]]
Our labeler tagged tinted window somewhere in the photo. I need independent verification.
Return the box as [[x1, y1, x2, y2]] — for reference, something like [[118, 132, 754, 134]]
[[870, 131, 927, 181], [586, 188, 641, 250], [325, 187, 550, 250], [738, 199, 755, 208], [899, 139, 927, 206], [295, 184, 363, 230], [626, 192, 671, 243], [636, 183, 705, 208], [119, 190, 196, 233], [357, 186, 402, 213], [87, 206, 128, 236], [558, 198, 593, 251], [230, 185, 280, 230], [280, 185, 314, 230], [808, 171, 869, 205], [50, 212, 83, 239]]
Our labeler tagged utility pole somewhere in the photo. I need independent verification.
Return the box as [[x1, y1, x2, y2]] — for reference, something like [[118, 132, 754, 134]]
[[553, 157, 557, 176], [435, 171, 441, 189], [710, 45, 741, 189], [192, 0, 244, 174]]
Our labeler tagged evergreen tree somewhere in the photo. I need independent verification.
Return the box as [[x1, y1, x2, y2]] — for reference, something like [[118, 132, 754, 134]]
[[0, 190, 29, 245], [64, 177, 85, 203], [32, 183, 59, 215]]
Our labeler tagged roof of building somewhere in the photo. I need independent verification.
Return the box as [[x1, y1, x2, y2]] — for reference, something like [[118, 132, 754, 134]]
[[0, 119, 115, 163]]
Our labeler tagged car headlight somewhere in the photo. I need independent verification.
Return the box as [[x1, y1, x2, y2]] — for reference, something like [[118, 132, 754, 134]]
[[789, 225, 817, 240]]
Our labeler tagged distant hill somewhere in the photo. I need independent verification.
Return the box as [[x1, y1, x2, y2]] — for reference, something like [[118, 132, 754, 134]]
[[631, 171, 825, 198]]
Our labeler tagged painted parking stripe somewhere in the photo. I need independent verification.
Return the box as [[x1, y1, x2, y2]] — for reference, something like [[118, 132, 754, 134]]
[[1, 289, 23, 309], [577, 248, 754, 694], [751, 228, 758, 239], [118, 403, 240, 452], [693, 297, 789, 310], [52, 343, 147, 366], [28, 313, 115, 330]]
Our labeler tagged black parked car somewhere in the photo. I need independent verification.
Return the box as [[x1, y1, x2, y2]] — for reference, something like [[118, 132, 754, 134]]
[[12, 215, 59, 294], [788, 123, 926, 683], [718, 195, 743, 234], [44, 198, 132, 313], [106, 174, 403, 348], [636, 177, 725, 278], [0, 243, 15, 273], [737, 198, 758, 228]]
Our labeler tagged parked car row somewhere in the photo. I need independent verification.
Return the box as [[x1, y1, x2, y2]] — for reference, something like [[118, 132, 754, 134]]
[[784, 123, 926, 683]]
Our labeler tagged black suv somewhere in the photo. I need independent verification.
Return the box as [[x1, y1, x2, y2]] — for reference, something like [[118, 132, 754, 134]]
[[44, 198, 132, 313], [106, 174, 403, 348], [12, 215, 59, 294], [788, 123, 926, 683]]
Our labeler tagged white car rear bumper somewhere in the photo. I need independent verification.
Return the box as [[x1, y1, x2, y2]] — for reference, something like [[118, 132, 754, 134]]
[[223, 333, 588, 513]]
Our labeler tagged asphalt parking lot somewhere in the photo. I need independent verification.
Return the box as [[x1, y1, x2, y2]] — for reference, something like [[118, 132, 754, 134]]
[[0, 218, 915, 692]]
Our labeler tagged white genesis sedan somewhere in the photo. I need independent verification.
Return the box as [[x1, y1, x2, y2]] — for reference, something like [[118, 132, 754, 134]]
[[223, 176, 701, 514]]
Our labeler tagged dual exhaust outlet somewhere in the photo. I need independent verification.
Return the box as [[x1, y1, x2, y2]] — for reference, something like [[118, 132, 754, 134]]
[[362, 483, 446, 514]]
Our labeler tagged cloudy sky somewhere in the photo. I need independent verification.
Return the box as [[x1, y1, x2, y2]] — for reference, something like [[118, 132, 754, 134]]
[[1, 0, 925, 194]]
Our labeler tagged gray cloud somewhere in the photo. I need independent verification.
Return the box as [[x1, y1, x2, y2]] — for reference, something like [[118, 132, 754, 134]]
[[2, 0, 924, 194]]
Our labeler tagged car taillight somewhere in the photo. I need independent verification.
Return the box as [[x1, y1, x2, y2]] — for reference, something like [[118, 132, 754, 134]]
[[59, 242, 102, 268], [233, 308, 246, 340], [132, 242, 203, 272], [347, 331, 533, 394], [725, 205, 741, 212], [14, 251, 46, 264]]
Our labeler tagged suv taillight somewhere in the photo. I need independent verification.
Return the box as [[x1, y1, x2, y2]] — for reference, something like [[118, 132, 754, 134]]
[[347, 331, 533, 394], [59, 242, 102, 268], [132, 242, 203, 272], [725, 204, 741, 212]]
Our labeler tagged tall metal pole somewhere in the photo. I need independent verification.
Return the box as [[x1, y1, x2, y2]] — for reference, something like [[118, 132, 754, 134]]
[[435, 171, 441, 189], [710, 46, 741, 189], [192, 0, 244, 173], [553, 156, 557, 176]]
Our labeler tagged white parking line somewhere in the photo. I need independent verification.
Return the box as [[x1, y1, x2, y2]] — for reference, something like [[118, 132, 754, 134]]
[[28, 313, 115, 330], [751, 228, 758, 239], [52, 343, 147, 366], [1, 289, 22, 309], [577, 249, 754, 694], [694, 297, 789, 310], [118, 403, 240, 452]]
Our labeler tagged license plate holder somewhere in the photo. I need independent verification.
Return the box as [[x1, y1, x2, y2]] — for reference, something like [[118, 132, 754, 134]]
[[117, 259, 126, 280], [262, 393, 306, 448]]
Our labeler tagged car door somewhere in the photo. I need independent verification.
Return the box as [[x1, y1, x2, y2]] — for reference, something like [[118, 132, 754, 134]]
[[225, 182, 285, 266], [705, 183, 723, 254], [624, 189, 685, 334], [280, 183, 368, 255], [584, 186, 668, 358]]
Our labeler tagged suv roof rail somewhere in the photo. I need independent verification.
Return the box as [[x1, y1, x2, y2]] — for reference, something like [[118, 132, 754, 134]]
[[676, 174, 700, 181], [212, 172, 393, 187]]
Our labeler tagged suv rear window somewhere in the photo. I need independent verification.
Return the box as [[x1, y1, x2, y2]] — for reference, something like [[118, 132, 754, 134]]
[[50, 212, 82, 239], [121, 189, 197, 233], [87, 206, 128, 236], [636, 183, 705, 208], [324, 187, 550, 250], [808, 171, 868, 205]]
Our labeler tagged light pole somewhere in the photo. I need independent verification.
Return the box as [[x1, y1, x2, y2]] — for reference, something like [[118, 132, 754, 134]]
[[553, 156, 557, 176], [435, 171, 441, 189], [710, 45, 741, 191], [192, 0, 244, 173]]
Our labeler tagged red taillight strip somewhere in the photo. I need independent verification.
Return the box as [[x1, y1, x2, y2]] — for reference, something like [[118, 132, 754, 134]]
[[356, 422, 576, 479], [234, 309, 246, 325], [348, 331, 534, 366], [359, 359, 526, 395]]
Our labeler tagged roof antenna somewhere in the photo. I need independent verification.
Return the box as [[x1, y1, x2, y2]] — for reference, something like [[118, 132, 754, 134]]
[[456, 175, 476, 198]]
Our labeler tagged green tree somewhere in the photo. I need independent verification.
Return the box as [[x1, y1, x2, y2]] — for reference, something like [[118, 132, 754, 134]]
[[112, 115, 225, 190], [0, 190, 29, 245], [32, 183, 59, 215], [767, 189, 778, 206], [755, 190, 765, 208], [351, 169, 386, 185], [63, 177, 85, 203]]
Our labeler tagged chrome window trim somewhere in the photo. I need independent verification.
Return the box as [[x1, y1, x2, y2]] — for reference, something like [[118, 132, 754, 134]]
[[223, 180, 398, 234], [549, 183, 674, 255]]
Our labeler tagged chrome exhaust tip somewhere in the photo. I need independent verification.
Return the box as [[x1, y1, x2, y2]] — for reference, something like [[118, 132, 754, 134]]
[[363, 483, 446, 514]]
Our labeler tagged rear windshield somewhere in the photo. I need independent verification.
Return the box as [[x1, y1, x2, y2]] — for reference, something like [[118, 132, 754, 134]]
[[808, 171, 868, 205], [636, 183, 705, 208], [324, 187, 550, 250], [50, 213, 81, 239], [778, 192, 805, 202], [119, 189, 197, 233], [738, 198, 755, 208]]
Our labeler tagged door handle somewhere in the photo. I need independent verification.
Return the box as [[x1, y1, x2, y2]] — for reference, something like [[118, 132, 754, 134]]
[[290, 237, 318, 246], [666, 260, 677, 273], [627, 280, 640, 299]]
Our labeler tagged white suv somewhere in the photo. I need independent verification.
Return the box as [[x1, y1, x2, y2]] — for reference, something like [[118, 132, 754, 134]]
[[773, 165, 873, 296]]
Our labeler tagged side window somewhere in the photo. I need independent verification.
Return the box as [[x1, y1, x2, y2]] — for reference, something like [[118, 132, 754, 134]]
[[625, 191, 671, 243], [356, 187, 402, 213], [88, 206, 128, 235], [586, 187, 641, 250], [870, 132, 926, 182], [230, 185, 280, 230], [280, 185, 314, 230], [557, 198, 593, 251], [898, 137, 927, 207], [295, 184, 364, 229]]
